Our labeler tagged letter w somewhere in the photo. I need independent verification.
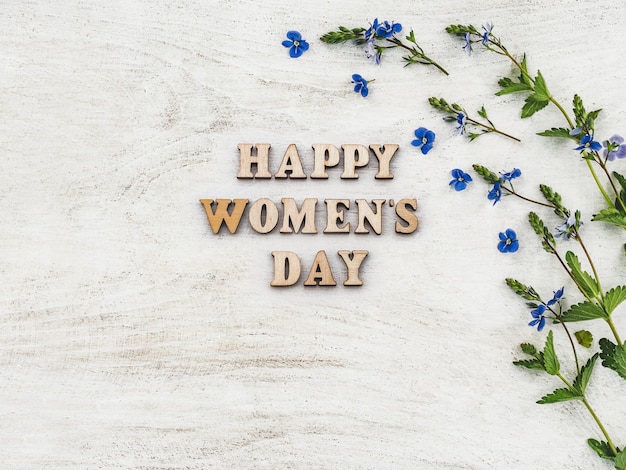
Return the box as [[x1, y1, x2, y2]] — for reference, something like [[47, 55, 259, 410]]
[[199, 199, 249, 234]]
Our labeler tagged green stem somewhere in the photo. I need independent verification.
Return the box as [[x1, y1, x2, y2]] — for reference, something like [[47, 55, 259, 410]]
[[606, 317, 623, 345], [585, 159, 615, 208], [466, 117, 521, 142], [501, 186, 555, 209], [385, 37, 449, 75], [575, 232, 604, 302]]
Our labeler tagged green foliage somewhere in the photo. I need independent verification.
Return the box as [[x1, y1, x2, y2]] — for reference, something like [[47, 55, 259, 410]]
[[539, 184, 567, 217], [604, 286, 626, 315], [543, 331, 560, 375], [428, 97, 455, 114], [565, 251, 600, 299], [513, 359, 545, 370], [528, 212, 556, 253], [573, 354, 598, 394], [575, 330, 594, 348], [445, 24, 479, 36], [505, 278, 541, 302], [522, 93, 550, 118], [561, 301, 608, 323], [572, 94, 602, 132], [537, 127, 575, 139], [537, 387, 582, 404], [599, 339, 626, 380], [472, 164, 499, 184], [593, 208, 626, 229], [615, 449, 626, 469], [520, 343, 538, 356], [320, 27, 366, 44], [588, 438, 616, 460], [477, 106, 488, 120]]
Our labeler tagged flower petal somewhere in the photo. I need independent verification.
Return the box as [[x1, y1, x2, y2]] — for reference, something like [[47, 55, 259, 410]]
[[421, 142, 433, 154], [298, 40, 310, 51], [361, 86, 369, 97], [454, 181, 467, 191], [286, 31, 302, 41], [414, 127, 427, 139], [509, 240, 519, 252], [290, 46, 302, 58], [282, 40, 293, 48]]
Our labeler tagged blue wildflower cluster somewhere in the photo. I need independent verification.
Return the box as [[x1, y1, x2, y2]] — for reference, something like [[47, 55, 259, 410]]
[[528, 287, 565, 331]]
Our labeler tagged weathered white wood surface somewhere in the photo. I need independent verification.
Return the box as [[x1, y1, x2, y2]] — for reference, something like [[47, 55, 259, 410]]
[[2, 1, 626, 468]]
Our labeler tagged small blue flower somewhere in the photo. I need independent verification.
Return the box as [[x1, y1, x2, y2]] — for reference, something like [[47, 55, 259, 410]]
[[529, 304, 547, 331], [500, 168, 522, 181], [555, 213, 580, 239], [488, 181, 502, 205], [375, 20, 402, 38], [603, 135, 626, 161], [575, 133, 602, 152], [456, 113, 467, 135], [364, 18, 380, 40], [450, 168, 472, 191], [449, 168, 473, 191], [462, 32, 473, 55], [547, 287, 565, 307], [497, 228, 518, 253], [411, 127, 436, 154], [351, 74, 370, 97], [282, 31, 309, 58], [364, 38, 381, 64], [481, 22, 493, 45]]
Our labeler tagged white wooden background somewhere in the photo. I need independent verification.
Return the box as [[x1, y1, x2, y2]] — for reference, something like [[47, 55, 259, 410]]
[[2, 1, 626, 468]]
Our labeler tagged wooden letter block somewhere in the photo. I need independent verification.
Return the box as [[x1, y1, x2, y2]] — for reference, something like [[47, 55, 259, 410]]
[[236, 143, 272, 179], [341, 144, 369, 179], [270, 251, 302, 286], [337, 250, 368, 286], [355, 199, 385, 234], [395, 198, 418, 234], [311, 144, 340, 179], [248, 198, 279, 234], [274, 144, 307, 179], [303, 250, 337, 286], [280, 198, 318, 234], [200, 199, 249, 234], [323, 199, 351, 233], [370, 144, 399, 179]]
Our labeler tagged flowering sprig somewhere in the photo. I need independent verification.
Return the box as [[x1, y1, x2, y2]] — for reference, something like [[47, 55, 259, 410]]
[[446, 23, 626, 233], [428, 97, 520, 142], [321, 20, 449, 75]]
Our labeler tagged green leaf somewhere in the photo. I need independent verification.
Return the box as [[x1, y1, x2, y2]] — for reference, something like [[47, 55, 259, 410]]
[[472, 164, 499, 184], [565, 251, 600, 298], [537, 387, 582, 404], [573, 354, 598, 394], [520, 343, 538, 356], [575, 330, 593, 348], [521, 94, 550, 118], [506, 278, 541, 302], [543, 331, 560, 375], [587, 438, 616, 460], [561, 301, 608, 322], [477, 105, 488, 119], [533, 71, 550, 100], [599, 339, 626, 380], [513, 359, 545, 370], [592, 208, 626, 229], [537, 127, 574, 139], [615, 448, 626, 469], [495, 82, 532, 96], [519, 54, 531, 86], [614, 171, 626, 195], [604, 286, 626, 315]]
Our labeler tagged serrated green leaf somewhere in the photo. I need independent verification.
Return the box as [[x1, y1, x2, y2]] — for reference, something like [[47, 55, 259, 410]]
[[513, 359, 545, 370], [599, 339, 626, 380], [520, 343, 538, 356], [543, 330, 560, 375], [616, 448, 626, 469], [614, 172, 626, 194], [587, 438, 616, 460], [495, 82, 532, 96], [521, 94, 550, 118], [573, 354, 598, 394], [533, 71, 550, 101], [575, 330, 593, 348], [592, 208, 626, 229], [537, 127, 574, 139], [537, 387, 581, 404], [565, 251, 600, 298], [561, 301, 608, 322], [604, 286, 626, 315]]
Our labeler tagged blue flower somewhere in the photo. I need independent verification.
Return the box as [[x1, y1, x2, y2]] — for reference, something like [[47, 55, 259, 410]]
[[529, 304, 547, 331], [488, 181, 502, 205], [364, 38, 381, 64], [575, 133, 602, 152], [497, 228, 519, 253], [500, 168, 521, 181], [282, 31, 309, 58], [411, 127, 436, 154], [547, 287, 565, 306], [603, 135, 626, 161], [351, 74, 370, 97], [456, 113, 467, 135], [375, 20, 402, 38], [364, 18, 380, 40], [555, 213, 580, 239], [449, 168, 473, 191], [481, 22, 493, 45], [462, 32, 473, 55]]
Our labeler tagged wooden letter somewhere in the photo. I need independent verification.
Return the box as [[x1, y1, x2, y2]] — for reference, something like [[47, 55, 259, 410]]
[[355, 199, 385, 234], [311, 144, 340, 179], [303, 250, 337, 286], [248, 198, 279, 234], [280, 198, 318, 233], [274, 144, 307, 179], [395, 198, 418, 234], [341, 144, 369, 179], [338, 250, 369, 286], [200, 199, 249, 234], [270, 251, 301, 286], [236, 143, 272, 179], [370, 144, 399, 179], [323, 199, 351, 233]]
